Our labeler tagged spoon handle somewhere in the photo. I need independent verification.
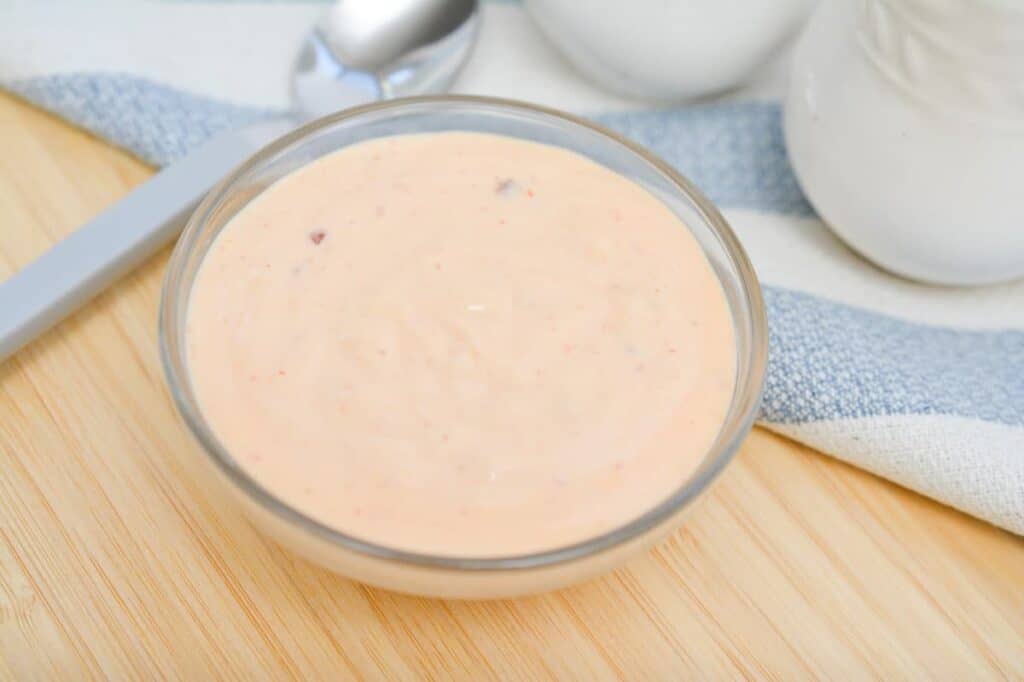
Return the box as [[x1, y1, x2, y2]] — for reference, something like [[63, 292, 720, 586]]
[[0, 117, 294, 363]]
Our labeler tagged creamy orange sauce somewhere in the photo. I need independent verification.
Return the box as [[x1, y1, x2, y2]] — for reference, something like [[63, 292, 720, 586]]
[[187, 132, 735, 556]]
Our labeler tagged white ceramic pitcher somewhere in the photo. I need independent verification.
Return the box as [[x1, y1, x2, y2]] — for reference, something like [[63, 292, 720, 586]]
[[785, 0, 1024, 285]]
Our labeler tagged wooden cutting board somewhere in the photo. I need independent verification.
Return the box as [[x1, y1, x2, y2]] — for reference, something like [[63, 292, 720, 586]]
[[1, 93, 1021, 679]]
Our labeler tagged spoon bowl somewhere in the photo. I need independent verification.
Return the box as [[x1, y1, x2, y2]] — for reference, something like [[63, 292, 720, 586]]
[[292, 0, 479, 119]]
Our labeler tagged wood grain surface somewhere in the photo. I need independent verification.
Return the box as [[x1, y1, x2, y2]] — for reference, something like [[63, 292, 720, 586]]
[[0, 93, 1022, 680]]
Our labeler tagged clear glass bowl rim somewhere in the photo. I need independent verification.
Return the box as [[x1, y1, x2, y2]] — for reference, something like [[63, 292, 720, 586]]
[[159, 94, 768, 572]]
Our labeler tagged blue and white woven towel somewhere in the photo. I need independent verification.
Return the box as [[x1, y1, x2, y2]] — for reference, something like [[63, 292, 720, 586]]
[[3, 1, 1022, 534]]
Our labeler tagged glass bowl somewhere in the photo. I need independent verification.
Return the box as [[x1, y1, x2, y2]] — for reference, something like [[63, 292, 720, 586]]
[[159, 95, 767, 599]]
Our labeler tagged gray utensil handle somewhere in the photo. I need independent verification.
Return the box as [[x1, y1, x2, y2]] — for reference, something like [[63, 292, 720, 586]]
[[0, 117, 292, 362]]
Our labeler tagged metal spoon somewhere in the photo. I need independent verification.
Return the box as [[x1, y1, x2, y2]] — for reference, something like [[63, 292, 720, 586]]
[[0, 0, 479, 362]]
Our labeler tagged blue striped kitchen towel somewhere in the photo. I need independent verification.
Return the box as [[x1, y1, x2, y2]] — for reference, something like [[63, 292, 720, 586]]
[[2, 0, 1021, 534]]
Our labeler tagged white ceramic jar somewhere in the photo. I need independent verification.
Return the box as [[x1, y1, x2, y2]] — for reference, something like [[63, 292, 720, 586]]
[[524, 0, 816, 101], [785, 0, 1024, 285]]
